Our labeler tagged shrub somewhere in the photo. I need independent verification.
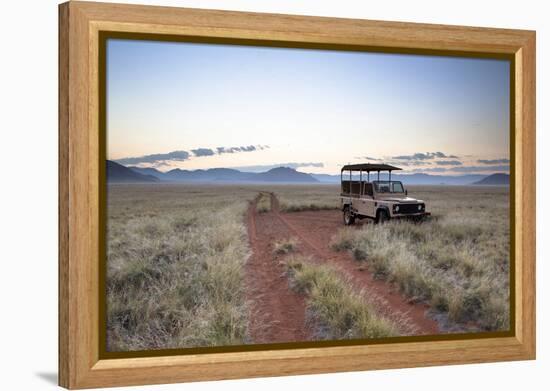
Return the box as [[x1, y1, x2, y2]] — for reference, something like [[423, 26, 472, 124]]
[[330, 228, 356, 251]]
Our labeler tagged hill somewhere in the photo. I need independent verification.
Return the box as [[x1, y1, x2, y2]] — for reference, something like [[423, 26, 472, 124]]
[[473, 173, 510, 185], [107, 160, 159, 183], [127, 166, 167, 180], [254, 167, 319, 183], [129, 165, 317, 183], [165, 167, 254, 182]]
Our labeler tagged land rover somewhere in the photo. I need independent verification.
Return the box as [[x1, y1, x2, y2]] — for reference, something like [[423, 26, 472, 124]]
[[340, 163, 430, 225]]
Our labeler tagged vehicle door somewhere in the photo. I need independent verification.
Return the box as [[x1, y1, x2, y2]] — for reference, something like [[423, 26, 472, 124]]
[[357, 183, 376, 218]]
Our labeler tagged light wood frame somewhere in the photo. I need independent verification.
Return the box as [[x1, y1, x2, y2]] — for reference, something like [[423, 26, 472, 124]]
[[59, 1, 536, 389]]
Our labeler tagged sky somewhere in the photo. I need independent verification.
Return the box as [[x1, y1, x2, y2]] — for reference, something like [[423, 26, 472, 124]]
[[106, 39, 510, 175]]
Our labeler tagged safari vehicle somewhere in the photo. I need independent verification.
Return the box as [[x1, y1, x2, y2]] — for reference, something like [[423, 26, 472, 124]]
[[340, 163, 430, 225]]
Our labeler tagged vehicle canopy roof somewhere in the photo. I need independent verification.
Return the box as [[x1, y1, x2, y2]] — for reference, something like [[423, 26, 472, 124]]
[[341, 163, 402, 172]]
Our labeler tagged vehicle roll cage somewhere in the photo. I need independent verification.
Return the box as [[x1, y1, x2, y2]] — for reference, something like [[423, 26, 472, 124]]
[[340, 163, 402, 195]]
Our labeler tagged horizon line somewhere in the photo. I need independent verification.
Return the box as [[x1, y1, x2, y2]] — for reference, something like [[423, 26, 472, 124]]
[[109, 160, 509, 177]]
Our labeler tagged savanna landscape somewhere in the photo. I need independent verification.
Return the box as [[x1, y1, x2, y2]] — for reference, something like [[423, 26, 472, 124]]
[[106, 182, 509, 351], [104, 38, 511, 352]]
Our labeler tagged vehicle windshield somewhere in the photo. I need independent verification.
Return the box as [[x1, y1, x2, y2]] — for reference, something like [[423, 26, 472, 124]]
[[373, 181, 405, 193]]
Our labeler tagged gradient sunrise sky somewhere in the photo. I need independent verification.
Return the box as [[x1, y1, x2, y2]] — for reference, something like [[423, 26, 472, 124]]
[[106, 39, 510, 175]]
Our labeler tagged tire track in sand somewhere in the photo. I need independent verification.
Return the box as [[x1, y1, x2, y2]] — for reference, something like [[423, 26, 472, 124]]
[[245, 195, 311, 344], [268, 193, 439, 336]]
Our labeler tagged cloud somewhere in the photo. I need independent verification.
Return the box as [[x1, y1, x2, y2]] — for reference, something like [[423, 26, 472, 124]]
[[392, 152, 459, 161], [409, 164, 509, 175], [448, 164, 509, 173], [115, 144, 269, 165], [217, 146, 239, 154], [216, 145, 268, 154], [477, 158, 510, 164], [390, 161, 432, 167], [414, 167, 447, 173], [191, 148, 215, 157], [115, 150, 190, 165], [434, 160, 463, 166], [231, 162, 324, 173], [355, 156, 383, 161]]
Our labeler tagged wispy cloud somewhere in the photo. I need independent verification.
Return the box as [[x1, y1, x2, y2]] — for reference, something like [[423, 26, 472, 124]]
[[191, 148, 215, 157], [413, 164, 509, 174], [355, 156, 383, 161], [434, 160, 463, 166], [115, 145, 268, 166], [477, 158, 510, 164], [447, 164, 509, 173], [355, 153, 462, 165], [216, 145, 269, 154], [216, 146, 240, 154], [414, 167, 447, 173], [390, 161, 432, 167], [392, 152, 459, 160], [115, 150, 191, 165]]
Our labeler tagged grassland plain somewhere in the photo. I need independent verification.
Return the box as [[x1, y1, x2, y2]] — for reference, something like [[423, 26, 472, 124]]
[[106, 184, 257, 351], [330, 185, 510, 332], [106, 183, 509, 351]]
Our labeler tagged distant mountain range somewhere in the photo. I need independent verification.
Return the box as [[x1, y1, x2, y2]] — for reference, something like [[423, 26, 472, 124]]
[[123, 164, 319, 183], [309, 172, 488, 186], [472, 173, 510, 185], [106, 160, 509, 186], [107, 160, 159, 183], [310, 172, 509, 186]]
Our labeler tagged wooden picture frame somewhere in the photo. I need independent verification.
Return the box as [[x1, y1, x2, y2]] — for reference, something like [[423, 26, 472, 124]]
[[59, 1, 536, 389]]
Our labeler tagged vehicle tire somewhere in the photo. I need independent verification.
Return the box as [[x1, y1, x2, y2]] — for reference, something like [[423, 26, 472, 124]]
[[343, 206, 355, 225], [376, 209, 389, 224]]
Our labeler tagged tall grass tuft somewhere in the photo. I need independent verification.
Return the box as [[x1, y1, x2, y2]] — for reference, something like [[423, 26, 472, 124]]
[[256, 192, 272, 213], [286, 256, 399, 339]]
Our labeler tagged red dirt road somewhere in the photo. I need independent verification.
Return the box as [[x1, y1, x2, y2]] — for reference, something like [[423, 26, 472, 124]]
[[244, 193, 440, 344], [245, 195, 311, 344]]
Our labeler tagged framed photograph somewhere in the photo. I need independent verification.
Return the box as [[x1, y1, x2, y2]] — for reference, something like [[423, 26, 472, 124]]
[[59, 1, 536, 389]]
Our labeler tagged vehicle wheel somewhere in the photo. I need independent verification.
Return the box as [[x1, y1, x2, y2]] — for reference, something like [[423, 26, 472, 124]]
[[343, 207, 355, 225], [376, 209, 389, 224]]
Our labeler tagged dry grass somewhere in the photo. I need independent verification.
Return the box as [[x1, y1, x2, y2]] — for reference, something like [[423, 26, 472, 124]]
[[256, 192, 272, 213], [271, 185, 339, 212], [106, 184, 257, 351], [106, 182, 510, 349], [273, 238, 298, 255], [285, 256, 399, 339], [330, 186, 510, 331]]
